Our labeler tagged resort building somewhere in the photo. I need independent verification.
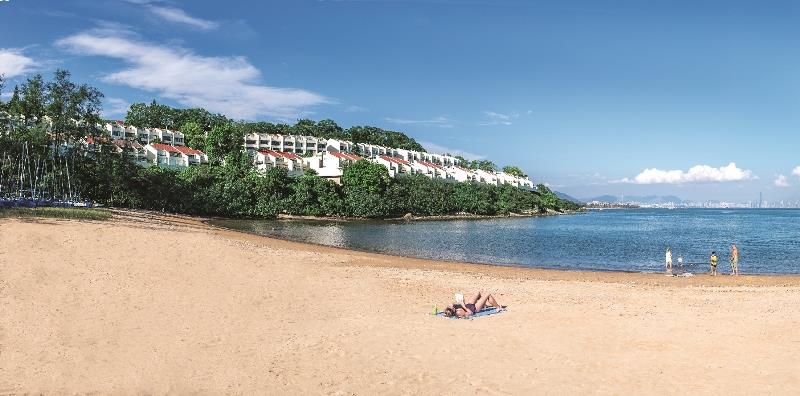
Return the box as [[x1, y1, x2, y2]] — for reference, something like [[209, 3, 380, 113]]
[[497, 172, 535, 190], [411, 160, 450, 180], [304, 151, 363, 183], [112, 139, 148, 165], [445, 166, 480, 183], [253, 149, 305, 176], [104, 122, 185, 146], [374, 155, 413, 177], [98, 122, 536, 188], [144, 143, 207, 168], [244, 133, 328, 155]]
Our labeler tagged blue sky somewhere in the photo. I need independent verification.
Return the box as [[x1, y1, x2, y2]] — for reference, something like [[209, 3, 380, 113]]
[[3, 0, 800, 202]]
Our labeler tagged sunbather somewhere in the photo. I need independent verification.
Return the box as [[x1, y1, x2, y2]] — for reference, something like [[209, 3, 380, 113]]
[[443, 291, 504, 318]]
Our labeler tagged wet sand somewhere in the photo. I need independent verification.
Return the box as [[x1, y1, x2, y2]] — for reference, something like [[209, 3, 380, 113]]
[[2, 210, 800, 394]]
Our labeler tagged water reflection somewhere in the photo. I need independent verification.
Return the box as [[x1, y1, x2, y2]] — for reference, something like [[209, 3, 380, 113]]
[[213, 209, 800, 274]]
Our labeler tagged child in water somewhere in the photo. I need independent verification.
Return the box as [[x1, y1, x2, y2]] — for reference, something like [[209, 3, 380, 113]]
[[710, 251, 719, 276]]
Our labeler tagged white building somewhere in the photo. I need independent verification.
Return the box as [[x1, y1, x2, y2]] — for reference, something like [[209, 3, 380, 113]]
[[173, 145, 208, 166], [411, 160, 450, 180], [112, 139, 148, 165], [374, 155, 413, 177], [445, 166, 479, 183], [104, 122, 185, 146], [144, 143, 207, 168], [304, 151, 363, 183], [244, 133, 328, 155], [497, 172, 534, 190], [254, 149, 305, 176]]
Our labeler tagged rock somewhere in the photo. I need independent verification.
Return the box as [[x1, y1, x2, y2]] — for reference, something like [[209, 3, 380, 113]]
[[402, 213, 413, 220]]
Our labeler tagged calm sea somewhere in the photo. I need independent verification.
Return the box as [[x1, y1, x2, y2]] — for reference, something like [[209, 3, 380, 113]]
[[213, 209, 800, 274]]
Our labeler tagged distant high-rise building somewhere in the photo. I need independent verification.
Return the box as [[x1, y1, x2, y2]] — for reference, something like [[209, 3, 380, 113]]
[[759, 192, 763, 208]]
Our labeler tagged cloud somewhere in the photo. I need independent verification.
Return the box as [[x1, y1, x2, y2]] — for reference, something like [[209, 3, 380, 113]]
[[0, 49, 37, 78], [344, 105, 368, 112], [618, 163, 755, 184], [792, 166, 800, 178], [56, 31, 327, 120], [146, 5, 219, 30], [480, 110, 519, 126], [102, 97, 131, 118], [418, 141, 486, 160], [774, 175, 790, 187], [384, 116, 453, 128]]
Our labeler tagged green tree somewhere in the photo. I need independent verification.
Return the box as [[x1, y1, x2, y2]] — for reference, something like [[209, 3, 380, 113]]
[[45, 69, 104, 142], [20, 74, 46, 121], [341, 160, 392, 217], [6, 85, 22, 115], [205, 122, 243, 162], [289, 170, 344, 216], [180, 121, 205, 149], [502, 165, 527, 178]]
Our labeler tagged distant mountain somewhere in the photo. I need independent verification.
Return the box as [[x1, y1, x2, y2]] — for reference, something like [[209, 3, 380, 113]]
[[554, 191, 583, 203], [582, 195, 685, 204]]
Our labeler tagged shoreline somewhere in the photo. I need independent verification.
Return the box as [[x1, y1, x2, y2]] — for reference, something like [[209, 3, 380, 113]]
[[205, 213, 800, 286], [5, 210, 800, 394], [274, 208, 585, 222]]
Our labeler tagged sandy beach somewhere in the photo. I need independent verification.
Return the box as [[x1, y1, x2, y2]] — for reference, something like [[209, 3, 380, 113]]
[[2, 210, 800, 395]]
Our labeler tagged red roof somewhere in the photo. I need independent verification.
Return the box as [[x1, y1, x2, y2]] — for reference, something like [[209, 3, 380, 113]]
[[329, 151, 362, 161], [115, 120, 125, 125], [113, 139, 143, 149], [258, 149, 301, 160], [174, 145, 204, 155], [379, 155, 410, 166], [417, 160, 444, 170], [85, 136, 109, 145], [149, 143, 181, 153]]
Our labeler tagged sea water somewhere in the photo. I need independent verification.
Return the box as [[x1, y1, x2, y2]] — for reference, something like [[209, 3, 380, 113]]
[[213, 209, 800, 274]]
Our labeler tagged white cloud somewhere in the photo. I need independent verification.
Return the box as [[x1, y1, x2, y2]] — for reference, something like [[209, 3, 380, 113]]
[[56, 31, 327, 120], [619, 163, 755, 184], [480, 110, 519, 126], [147, 5, 218, 30], [418, 140, 485, 160], [792, 166, 800, 178], [0, 49, 37, 78], [344, 105, 368, 112], [103, 97, 131, 118], [384, 116, 453, 128], [774, 175, 790, 187]]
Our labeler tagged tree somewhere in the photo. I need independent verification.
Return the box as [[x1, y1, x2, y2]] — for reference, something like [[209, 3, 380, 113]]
[[180, 121, 205, 149], [20, 74, 46, 121], [341, 160, 392, 217], [45, 69, 104, 141], [205, 122, 243, 162], [289, 170, 344, 216], [502, 165, 527, 178], [7, 85, 22, 115]]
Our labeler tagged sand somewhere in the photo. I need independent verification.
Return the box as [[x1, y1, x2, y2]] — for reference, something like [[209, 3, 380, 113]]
[[2, 210, 800, 395]]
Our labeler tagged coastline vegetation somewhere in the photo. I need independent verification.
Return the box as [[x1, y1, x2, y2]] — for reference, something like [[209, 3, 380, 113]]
[[0, 207, 111, 220], [1, 70, 580, 219]]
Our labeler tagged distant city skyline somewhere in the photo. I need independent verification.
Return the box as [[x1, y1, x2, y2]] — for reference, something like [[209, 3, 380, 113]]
[[3, 1, 800, 201]]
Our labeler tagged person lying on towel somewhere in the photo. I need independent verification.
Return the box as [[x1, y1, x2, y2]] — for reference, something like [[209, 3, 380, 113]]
[[443, 291, 504, 318]]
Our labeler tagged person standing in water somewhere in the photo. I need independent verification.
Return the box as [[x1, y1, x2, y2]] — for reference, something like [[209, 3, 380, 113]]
[[665, 247, 673, 274], [730, 244, 740, 276], [710, 251, 719, 276]]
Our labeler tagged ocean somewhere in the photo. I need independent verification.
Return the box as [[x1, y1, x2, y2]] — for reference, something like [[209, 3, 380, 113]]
[[213, 209, 800, 274]]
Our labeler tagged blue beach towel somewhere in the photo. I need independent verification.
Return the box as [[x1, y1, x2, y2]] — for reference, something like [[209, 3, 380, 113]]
[[434, 307, 505, 320]]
